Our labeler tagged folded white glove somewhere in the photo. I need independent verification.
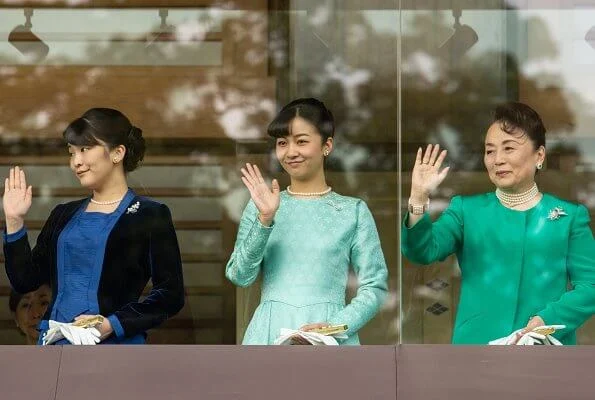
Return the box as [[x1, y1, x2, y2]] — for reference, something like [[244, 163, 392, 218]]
[[60, 324, 101, 345], [274, 328, 348, 345], [516, 330, 563, 346], [41, 320, 101, 346], [489, 325, 565, 346], [42, 320, 65, 345]]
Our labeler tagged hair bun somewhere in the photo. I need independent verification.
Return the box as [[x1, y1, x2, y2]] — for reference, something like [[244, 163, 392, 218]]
[[128, 126, 143, 140], [124, 126, 146, 172]]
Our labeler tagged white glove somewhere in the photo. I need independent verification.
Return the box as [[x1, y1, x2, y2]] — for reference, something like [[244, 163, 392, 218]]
[[41, 320, 101, 345], [59, 324, 101, 345], [42, 320, 66, 345], [516, 330, 563, 346], [488, 329, 521, 345], [274, 328, 347, 345], [489, 325, 565, 345], [516, 331, 547, 345]]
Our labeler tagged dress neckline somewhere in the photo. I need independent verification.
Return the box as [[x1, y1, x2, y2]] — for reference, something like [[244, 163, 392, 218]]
[[82, 210, 116, 216]]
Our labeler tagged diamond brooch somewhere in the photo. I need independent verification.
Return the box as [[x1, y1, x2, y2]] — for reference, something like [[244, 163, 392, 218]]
[[547, 207, 567, 221], [126, 201, 140, 215]]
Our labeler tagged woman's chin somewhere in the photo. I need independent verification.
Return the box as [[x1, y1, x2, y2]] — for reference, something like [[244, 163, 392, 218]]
[[495, 184, 513, 191], [286, 171, 315, 182], [77, 177, 97, 190], [491, 177, 516, 191]]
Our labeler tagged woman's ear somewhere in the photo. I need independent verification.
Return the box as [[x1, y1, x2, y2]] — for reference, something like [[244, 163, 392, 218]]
[[111, 145, 127, 164], [324, 137, 334, 156], [537, 145, 546, 164]]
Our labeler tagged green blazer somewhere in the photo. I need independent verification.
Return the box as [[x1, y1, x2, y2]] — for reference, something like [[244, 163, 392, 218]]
[[402, 193, 595, 344]]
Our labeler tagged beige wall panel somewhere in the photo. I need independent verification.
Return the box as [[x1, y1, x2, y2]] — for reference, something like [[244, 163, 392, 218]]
[[183, 263, 224, 287]]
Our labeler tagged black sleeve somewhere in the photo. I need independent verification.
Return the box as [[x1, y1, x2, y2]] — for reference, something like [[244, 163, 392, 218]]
[[112, 204, 185, 338], [3, 206, 59, 293]]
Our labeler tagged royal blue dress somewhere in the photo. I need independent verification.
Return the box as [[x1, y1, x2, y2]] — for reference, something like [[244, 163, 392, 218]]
[[6, 191, 145, 344]]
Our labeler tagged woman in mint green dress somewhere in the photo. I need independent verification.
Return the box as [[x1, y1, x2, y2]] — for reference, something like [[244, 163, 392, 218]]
[[402, 102, 595, 344], [226, 98, 388, 345]]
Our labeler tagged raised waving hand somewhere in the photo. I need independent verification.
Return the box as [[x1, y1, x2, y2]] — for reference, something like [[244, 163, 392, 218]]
[[3, 166, 32, 233], [410, 144, 449, 203], [240, 163, 280, 227]]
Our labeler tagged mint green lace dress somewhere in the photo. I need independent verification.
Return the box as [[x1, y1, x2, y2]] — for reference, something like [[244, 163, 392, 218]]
[[226, 191, 388, 345]]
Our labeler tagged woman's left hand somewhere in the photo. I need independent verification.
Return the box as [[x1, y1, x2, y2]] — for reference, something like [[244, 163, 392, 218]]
[[522, 316, 545, 334], [75, 314, 113, 340], [299, 322, 329, 332]]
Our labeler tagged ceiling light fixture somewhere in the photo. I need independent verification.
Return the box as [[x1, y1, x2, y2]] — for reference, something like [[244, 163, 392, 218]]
[[439, 7, 478, 61], [8, 8, 49, 62]]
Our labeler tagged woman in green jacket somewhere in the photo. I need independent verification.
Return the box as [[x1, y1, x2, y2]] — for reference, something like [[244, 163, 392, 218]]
[[402, 102, 595, 344]]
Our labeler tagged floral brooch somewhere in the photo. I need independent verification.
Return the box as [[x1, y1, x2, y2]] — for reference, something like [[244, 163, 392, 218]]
[[547, 207, 567, 221], [126, 201, 140, 215]]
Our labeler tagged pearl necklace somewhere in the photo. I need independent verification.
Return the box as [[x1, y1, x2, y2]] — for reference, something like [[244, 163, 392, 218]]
[[90, 196, 124, 206], [287, 186, 332, 197], [495, 183, 539, 208]]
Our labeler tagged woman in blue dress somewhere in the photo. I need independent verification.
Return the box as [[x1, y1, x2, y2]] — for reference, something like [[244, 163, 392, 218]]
[[3, 108, 185, 345], [226, 98, 388, 345]]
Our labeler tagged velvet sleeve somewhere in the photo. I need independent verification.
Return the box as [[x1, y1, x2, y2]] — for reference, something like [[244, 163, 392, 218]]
[[3, 206, 59, 293], [111, 204, 185, 338]]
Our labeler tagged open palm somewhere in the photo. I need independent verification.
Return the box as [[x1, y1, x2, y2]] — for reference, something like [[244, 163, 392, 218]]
[[410, 144, 450, 199], [240, 163, 280, 222], [3, 166, 32, 220]]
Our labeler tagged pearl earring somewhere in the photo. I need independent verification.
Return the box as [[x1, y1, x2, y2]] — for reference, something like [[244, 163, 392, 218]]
[[323, 149, 329, 157], [536, 163, 543, 170]]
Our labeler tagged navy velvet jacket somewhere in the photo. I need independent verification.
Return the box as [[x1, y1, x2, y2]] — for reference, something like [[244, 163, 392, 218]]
[[3, 194, 185, 340]]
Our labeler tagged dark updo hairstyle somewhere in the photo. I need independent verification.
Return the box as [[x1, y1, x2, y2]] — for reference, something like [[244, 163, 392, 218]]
[[267, 98, 335, 142], [63, 108, 146, 172], [493, 102, 546, 150]]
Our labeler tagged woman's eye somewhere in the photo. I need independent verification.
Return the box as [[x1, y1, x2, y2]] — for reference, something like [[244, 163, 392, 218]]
[[485, 150, 493, 155]]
